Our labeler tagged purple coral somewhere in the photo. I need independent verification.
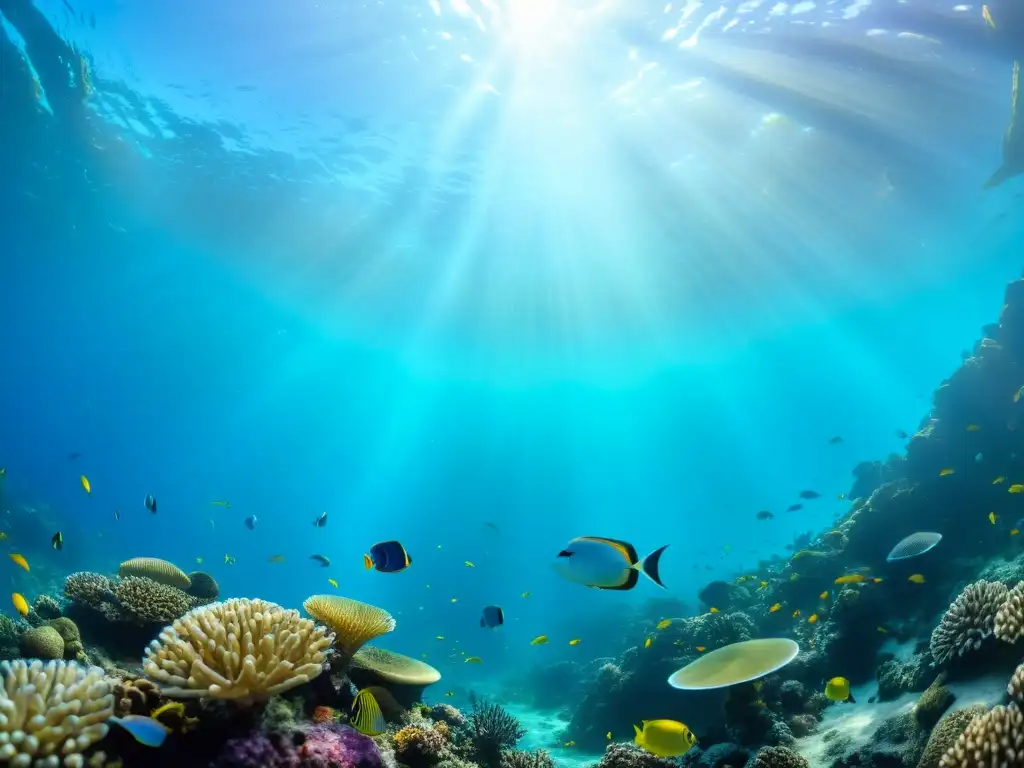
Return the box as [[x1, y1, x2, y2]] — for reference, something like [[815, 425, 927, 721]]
[[214, 732, 297, 768], [213, 725, 383, 768]]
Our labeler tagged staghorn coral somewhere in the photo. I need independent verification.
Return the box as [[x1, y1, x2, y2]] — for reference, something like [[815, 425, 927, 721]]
[[753, 746, 809, 768], [303, 595, 396, 659], [115, 575, 194, 624], [352, 647, 441, 685], [394, 724, 449, 766], [118, 557, 191, 589], [996, 581, 1024, 643], [467, 698, 525, 768], [20, 625, 64, 660], [0, 659, 114, 768], [499, 750, 553, 768], [143, 597, 334, 703], [920, 706, 986, 768], [939, 703, 1024, 767], [930, 580, 1009, 664], [185, 571, 219, 599], [31, 596, 62, 622], [113, 676, 162, 716]]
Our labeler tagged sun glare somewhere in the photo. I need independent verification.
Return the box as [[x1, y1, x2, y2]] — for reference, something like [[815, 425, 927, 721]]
[[502, 0, 567, 50]]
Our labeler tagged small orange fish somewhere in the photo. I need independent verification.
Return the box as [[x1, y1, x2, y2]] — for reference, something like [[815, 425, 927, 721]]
[[769, 603, 782, 613], [939, 467, 955, 477], [8, 554, 28, 572], [709, 607, 719, 613], [808, 614, 818, 624], [695, 646, 706, 652], [791, 609, 800, 618], [11, 593, 27, 617], [644, 637, 652, 649]]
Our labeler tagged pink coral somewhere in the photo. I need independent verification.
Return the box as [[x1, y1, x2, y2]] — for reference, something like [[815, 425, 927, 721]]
[[213, 724, 383, 768]]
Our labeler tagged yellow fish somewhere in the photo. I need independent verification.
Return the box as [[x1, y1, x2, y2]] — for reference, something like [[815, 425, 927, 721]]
[[328, 578, 338, 588], [808, 614, 818, 624], [824, 676, 853, 703], [644, 637, 652, 649], [695, 646, 706, 652], [709, 607, 719, 613], [908, 574, 926, 584], [464, 561, 475, 568], [1013, 530, 1021, 537], [872, 578, 884, 584], [656, 619, 672, 630], [465, 656, 483, 664], [224, 554, 236, 565], [939, 467, 955, 476], [834, 574, 866, 585], [563, 741, 576, 748], [569, 638, 581, 646], [819, 591, 829, 600], [984, 4, 997, 29], [11, 593, 27, 617], [211, 500, 231, 508], [450, 598, 458, 603], [1011, 485, 1024, 494], [633, 719, 697, 758], [522, 592, 531, 598], [607, 732, 613, 740], [995, 476, 1007, 484], [769, 603, 781, 613], [436, 636, 445, 640], [967, 424, 981, 431], [990, 512, 998, 525], [350, 689, 385, 737], [531, 635, 549, 646], [792, 610, 800, 618], [877, 626, 889, 634], [758, 581, 768, 590], [80, 475, 91, 494], [1016, 384, 1024, 402], [268, 555, 285, 563], [8, 554, 28, 572]]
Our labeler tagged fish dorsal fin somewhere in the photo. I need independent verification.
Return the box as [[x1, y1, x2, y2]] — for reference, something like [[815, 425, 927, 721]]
[[579, 537, 639, 564], [641, 720, 650, 725]]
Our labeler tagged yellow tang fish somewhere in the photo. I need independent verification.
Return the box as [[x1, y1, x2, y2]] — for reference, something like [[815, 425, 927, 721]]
[[1013, 529, 1021, 537], [709, 607, 720, 613], [834, 574, 866, 585], [695, 646, 706, 652], [819, 591, 829, 600], [769, 603, 782, 613], [824, 676, 854, 703], [908, 574, 926, 584], [11, 593, 28, 617], [872, 577, 884, 584], [1012, 485, 1024, 494], [564, 741, 576, 748], [569, 638, 581, 646], [990, 512, 998, 525], [465, 656, 483, 664], [328, 578, 339, 588], [939, 468, 955, 476], [656, 619, 672, 630], [531, 635, 549, 646], [984, 4, 997, 28], [808, 614, 818, 624], [995, 476, 1007, 485], [350, 689, 385, 737], [8, 554, 28, 572], [464, 561, 475, 568], [634, 719, 698, 758], [792, 610, 800, 618], [644, 637, 652, 649], [967, 424, 981, 431], [80, 475, 91, 494], [607, 732, 613, 740]]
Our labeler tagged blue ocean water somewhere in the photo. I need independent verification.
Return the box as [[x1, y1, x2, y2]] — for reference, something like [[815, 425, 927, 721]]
[[0, 0, 1023, 758]]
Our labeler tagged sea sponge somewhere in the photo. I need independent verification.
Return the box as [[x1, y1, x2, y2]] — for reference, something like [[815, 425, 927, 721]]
[[939, 704, 1024, 767], [303, 595, 396, 659], [142, 597, 334, 703], [996, 581, 1024, 643], [352, 647, 441, 685], [20, 625, 65, 660], [930, 580, 1009, 664], [394, 724, 449, 766], [118, 557, 191, 589], [185, 571, 219, 600], [115, 575, 194, 624], [752, 746, 809, 768], [0, 659, 114, 768], [64, 572, 115, 606]]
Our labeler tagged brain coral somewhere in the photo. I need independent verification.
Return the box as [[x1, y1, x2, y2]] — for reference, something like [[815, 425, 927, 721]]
[[303, 595, 396, 658], [118, 557, 191, 589], [930, 580, 1009, 664], [143, 597, 334, 703], [116, 575, 196, 624], [20, 625, 64, 660], [996, 581, 1024, 643], [185, 571, 219, 600], [0, 659, 114, 768], [939, 704, 1024, 767]]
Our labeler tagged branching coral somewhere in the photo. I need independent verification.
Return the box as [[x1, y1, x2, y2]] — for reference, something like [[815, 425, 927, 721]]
[[996, 581, 1024, 643], [115, 575, 195, 624], [143, 597, 334, 703], [0, 659, 114, 768], [31, 596, 62, 622], [118, 557, 191, 589], [939, 704, 1024, 767], [63, 573, 115, 607], [467, 698, 525, 768], [930, 580, 1009, 664]]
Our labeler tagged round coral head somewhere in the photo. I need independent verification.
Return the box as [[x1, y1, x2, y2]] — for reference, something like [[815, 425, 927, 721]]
[[667, 638, 799, 690]]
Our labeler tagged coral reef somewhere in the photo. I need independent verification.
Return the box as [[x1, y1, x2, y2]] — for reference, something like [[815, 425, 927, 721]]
[[591, 743, 679, 768], [113, 675, 163, 716], [31, 595, 62, 622], [995, 580, 1024, 643], [467, 698, 526, 768], [394, 723, 449, 766], [914, 673, 954, 729], [499, 749, 554, 768], [751, 746, 808, 768], [144, 597, 335, 702], [116, 575, 196, 624], [930, 580, 1008, 664], [919, 706, 987, 768], [938, 703, 1024, 767]]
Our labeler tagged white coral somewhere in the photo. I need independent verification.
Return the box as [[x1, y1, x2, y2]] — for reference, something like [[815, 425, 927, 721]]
[[0, 659, 114, 768], [143, 597, 334, 703], [930, 580, 1008, 664]]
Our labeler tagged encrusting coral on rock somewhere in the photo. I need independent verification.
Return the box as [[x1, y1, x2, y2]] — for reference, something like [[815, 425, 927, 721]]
[[143, 597, 335, 703]]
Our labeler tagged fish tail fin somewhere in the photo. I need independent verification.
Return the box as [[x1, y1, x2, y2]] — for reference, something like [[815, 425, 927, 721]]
[[637, 544, 669, 588], [633, 725, 643, 746], [363, 554, 373, 570]]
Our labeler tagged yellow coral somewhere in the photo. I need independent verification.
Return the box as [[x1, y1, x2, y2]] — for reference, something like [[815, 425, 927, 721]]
[[118, 557, 191, 589], [0, 660, 114, 768], [352, 646, 441, 685], [143, 598, 334, 703], [303, 595, 395, 658]]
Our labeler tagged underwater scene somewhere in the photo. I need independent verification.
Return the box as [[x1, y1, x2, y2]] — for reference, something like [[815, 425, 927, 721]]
[[11, 0, 1024, 766]]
